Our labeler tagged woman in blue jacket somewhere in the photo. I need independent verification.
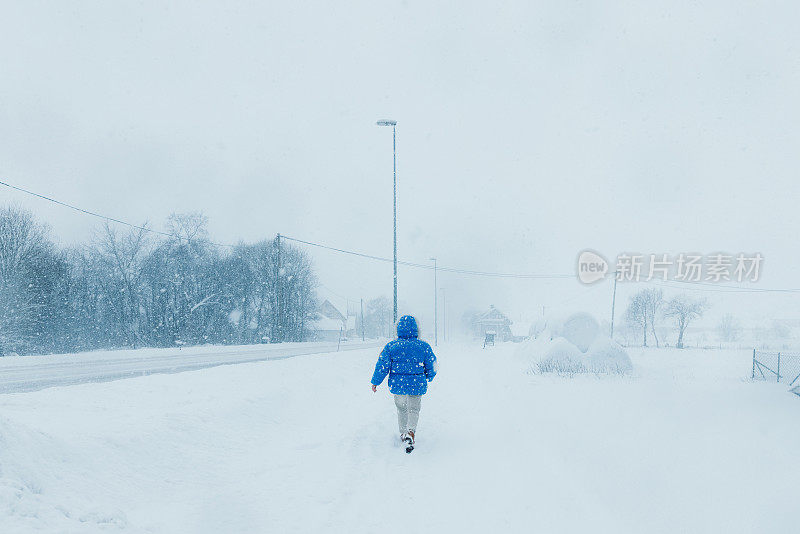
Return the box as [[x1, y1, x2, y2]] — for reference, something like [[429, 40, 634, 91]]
[[371, 315, 437, 449]]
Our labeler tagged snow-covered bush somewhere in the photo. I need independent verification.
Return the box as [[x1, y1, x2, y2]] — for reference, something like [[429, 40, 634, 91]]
[[584, 337, 632, 373], [517, 312, 632, 375]]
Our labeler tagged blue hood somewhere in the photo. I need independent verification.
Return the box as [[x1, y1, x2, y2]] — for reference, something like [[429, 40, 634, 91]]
[[396, 315, 419, 339]]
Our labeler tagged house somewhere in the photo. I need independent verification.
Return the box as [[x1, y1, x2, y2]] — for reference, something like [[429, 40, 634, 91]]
[[310, 300, 348, 342], [474, 305, 513, 342]]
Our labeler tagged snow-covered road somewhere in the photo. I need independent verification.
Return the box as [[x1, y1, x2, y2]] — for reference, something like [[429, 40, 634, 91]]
[[0, 341, 382, 394], [1, 343, 798, 533]]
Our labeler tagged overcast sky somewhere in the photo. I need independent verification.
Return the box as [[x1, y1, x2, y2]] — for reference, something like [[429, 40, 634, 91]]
[[2, 1, 799, 335]]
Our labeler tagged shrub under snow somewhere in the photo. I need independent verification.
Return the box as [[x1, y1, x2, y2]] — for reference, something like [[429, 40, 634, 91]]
[[518, 312, 632, 374]]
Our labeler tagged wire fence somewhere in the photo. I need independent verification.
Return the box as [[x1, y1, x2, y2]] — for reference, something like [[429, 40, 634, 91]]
[[751, 349, 800, 386]]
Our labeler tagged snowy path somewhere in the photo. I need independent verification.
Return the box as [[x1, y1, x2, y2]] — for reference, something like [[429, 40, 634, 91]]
[[0, 341, 382, 394], [1, 344, 798, 533]]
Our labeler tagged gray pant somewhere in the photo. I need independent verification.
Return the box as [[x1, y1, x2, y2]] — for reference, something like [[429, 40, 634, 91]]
[[394, 394, 422, 433]]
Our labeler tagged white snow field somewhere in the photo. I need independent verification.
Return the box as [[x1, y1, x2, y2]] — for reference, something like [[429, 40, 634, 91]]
[[1, 343, 798, 533]]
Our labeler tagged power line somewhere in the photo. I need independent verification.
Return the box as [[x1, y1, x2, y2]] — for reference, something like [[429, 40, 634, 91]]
[[280, 235, 428, 268], [1, 180, 173, 239], [645, 279, 800, 294], [7, 178, 797, 289], [0, 179, 236, 249], [1, 179, 574, 280], [547, 279, 608, 310], [663, 277, 800, 293], [281, 235, 573, 279], [602, 270, 800, 294]]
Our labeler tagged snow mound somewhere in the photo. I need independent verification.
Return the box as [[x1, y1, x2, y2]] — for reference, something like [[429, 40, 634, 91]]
[[585, 337, 632, 372], [517, 312, 632, 374], [557, 312, 599, 353]]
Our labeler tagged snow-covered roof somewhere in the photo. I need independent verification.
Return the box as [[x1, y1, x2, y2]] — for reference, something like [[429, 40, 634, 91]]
[[477, 305, 510, 324], [319, 300, 346, 322], [311, 316, 344, 331]]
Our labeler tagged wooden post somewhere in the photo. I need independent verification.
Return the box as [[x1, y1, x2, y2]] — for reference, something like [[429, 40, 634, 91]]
[[777, 352, 781, 383], [751, 348, 756, 380]]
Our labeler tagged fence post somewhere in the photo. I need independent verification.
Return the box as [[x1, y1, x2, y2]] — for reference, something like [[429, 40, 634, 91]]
[[777, 352, 781, 383], [752, 348, 756, 380]]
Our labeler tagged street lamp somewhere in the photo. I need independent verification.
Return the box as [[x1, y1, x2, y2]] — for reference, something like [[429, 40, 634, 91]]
[[429, 257, 437, 346], [441, 287, 446, 343], [376, 119, 398, 324]]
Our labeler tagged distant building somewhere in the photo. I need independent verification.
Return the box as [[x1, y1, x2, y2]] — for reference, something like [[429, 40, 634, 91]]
[[311, 300, 348, 342], [474, 305, 513, 342]]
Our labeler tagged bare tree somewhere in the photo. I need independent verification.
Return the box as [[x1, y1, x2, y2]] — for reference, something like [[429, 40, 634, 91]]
[[166, 212, 209, 246], [664, 294, 709, 348], [625, 291, 649, 346], [626, 288, 666, 347], [277, 242, 318, 341], [93, 222, 151, 348], [717, 314, 741, 342], [0, 207, 50, 354], [0, 206, 71, 355], [0, 205, 50, 280], [644, 288, 664, 347], [0, 205, 322, 354], [155, 212, 218, 345]]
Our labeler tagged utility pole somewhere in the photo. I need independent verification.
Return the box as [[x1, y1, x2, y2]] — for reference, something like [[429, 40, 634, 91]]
[[360, 298, 365, 341], [275, 233, 282, 343], [376, 119, 398, 324], [441, 287, 446, 343], [610, 271, 618, 340], [429, 257, 438, 346]]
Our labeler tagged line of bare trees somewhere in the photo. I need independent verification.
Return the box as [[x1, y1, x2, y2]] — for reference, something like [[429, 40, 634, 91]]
[[0, 206, 318, 356], [625, 288, 709, 348]]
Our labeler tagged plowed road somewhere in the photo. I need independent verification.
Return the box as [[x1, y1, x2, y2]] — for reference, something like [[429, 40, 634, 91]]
[[0, 341, 382, 394]]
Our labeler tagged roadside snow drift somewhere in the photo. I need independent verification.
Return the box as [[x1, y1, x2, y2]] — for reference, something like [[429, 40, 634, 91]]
[[518, 312, 633, 373]]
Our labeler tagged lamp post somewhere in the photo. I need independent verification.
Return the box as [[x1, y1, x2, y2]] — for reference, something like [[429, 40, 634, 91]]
[[429, 257, 438, 346], [441, 287, 446, 343], [376, 119, 398, 325]]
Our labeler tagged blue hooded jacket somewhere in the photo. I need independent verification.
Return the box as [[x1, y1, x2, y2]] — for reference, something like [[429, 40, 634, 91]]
[[371, 315, 437, 395]]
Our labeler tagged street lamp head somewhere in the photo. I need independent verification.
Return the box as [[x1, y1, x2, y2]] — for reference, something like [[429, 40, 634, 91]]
[[429, 257, 436, 261], [376, 120, 397, 126]]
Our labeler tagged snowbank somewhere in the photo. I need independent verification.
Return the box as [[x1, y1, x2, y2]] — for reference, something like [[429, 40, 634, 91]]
[[517, 312, 632, 373], [0, 416, 128, 532]]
